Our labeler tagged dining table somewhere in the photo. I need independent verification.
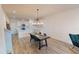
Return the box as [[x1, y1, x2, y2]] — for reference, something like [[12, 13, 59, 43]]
[[30, 33, 50, 49]]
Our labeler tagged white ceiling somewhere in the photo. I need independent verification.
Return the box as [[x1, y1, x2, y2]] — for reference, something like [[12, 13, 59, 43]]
[[2, 4, 79, 20]]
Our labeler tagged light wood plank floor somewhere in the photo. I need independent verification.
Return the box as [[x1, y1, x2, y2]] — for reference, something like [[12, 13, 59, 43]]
[[12, 34, 79, 54]]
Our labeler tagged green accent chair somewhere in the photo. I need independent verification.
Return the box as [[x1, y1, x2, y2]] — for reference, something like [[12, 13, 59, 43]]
[[69, 34, 79, 47]]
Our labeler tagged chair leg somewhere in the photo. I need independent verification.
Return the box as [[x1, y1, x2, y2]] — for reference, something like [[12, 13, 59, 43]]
[[72, 46, 75, 49], [45, 39, 48, 47], [30, 38, 31, 42], [38, 41, 41, 50]]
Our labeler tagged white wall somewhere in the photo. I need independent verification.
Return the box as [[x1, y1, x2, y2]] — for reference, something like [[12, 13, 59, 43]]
[[0, 5, 6, 53], [42, 8, 79, 44]]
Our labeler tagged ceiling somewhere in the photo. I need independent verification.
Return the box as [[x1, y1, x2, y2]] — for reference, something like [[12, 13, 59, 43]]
[[2, 4, 79, 20]]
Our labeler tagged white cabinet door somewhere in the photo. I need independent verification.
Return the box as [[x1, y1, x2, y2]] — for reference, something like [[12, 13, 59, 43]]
[[5, 30, 13, 54]]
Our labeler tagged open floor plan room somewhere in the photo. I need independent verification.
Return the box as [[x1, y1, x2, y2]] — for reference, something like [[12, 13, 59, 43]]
[[0, 4, 79, 54]]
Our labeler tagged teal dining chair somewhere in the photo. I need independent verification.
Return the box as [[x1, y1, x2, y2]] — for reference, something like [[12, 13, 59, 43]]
[[69, 34, 79, 48]]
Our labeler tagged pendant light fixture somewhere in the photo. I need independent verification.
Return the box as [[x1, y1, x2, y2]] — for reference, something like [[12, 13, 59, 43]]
[[32, 8, 44, 25]]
